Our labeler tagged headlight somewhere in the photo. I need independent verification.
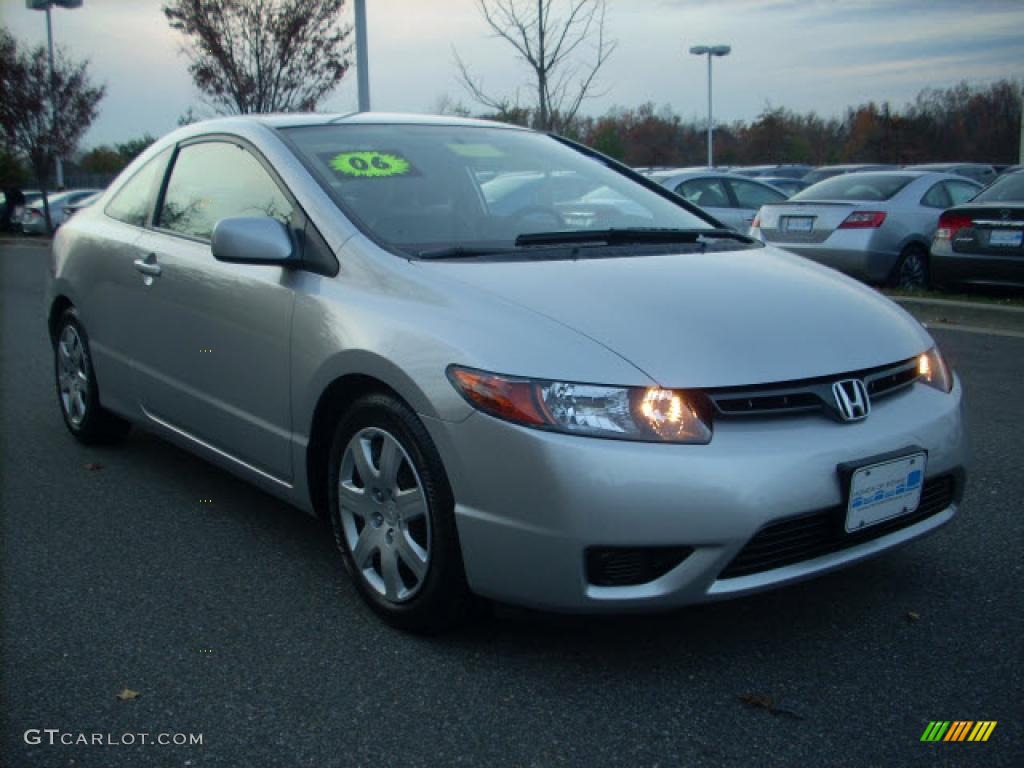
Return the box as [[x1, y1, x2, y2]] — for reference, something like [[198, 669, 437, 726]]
[[918, 347, 952, 393], [447, 366, 713, 443]]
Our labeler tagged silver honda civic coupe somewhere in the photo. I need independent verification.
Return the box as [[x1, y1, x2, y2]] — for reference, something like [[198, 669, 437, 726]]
[[45, 113, 967, 631]]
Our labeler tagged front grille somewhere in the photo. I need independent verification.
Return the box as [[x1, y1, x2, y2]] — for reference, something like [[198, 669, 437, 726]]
[[718, 474, 957, 579], [586, 546, 693, 587], [708, 358, 919, 419]]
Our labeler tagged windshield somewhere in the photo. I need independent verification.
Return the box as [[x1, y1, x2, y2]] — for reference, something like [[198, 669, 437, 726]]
[[792, 173, 914, 202], [973, 172, 1024, 203], [283, 124, 712, 254]]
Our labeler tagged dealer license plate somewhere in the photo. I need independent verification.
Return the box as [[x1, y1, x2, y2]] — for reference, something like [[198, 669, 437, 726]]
[[846, 452, 926, 533]]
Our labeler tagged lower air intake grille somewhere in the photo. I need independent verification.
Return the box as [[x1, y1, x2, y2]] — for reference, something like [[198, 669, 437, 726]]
[[586, 546, 693, 587], [718, 474, 957, 580]]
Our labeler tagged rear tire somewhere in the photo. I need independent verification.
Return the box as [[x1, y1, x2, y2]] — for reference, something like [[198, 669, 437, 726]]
[[892, 245, 929, 290], [53, 308, 131, 445], [327, 392, 471, 633]]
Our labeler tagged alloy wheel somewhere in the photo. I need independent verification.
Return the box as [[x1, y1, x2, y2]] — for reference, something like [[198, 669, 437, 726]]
[[337, 427, 431, 602], [57, 325, 90, 427], [898, 250, 927, 289]]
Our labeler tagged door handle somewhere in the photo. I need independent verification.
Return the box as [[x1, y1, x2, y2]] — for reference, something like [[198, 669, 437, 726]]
[[133, 254, 162, 277]]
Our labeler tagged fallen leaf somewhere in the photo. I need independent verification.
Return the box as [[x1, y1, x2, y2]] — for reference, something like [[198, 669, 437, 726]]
[[738, 693, 773, 710], [116, 688, 140, 701], [737, 693, 804, 720], [83, 463, 104, 471], [906, 611, 921, 622]]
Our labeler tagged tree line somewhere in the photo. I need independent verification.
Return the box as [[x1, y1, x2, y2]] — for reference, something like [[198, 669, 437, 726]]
[[465, 79, 1021, 168]]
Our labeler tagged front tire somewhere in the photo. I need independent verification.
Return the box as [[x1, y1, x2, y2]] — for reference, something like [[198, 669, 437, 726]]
[[327, 392, 471, 632], [53, 308, 131, 445]]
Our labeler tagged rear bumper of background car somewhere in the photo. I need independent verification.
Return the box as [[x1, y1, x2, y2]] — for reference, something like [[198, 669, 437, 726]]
[[422, 377, 967, 612], [930, 239, 1024, 289], [762, 234, 897, 283]]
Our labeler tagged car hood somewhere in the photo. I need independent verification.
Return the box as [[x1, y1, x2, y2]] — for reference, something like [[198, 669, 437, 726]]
[[425, 245, 932, 387]]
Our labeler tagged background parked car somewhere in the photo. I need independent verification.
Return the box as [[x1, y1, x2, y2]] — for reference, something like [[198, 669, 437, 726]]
[[757, 176, 809, 197], [749, 171, 981, 287], [731, 164, 813, 180], [908, 163, 997, 186], [647, 169, 787, 230], [21, 189, 102, 234], [5, 190, 42, 230], [930, 169, 1024, 290], [62, 191, 103, 223], [801, 164, 896, 185]]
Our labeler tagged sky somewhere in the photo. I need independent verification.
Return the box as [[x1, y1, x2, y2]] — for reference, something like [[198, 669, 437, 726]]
[[1, 0, 1022, 149]]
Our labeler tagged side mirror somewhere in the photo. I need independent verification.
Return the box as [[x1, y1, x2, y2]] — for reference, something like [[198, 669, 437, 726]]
[[211, 217, 295, 266]]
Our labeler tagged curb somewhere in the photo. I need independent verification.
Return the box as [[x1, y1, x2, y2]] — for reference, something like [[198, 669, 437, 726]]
[[889, 296, 1024, 336]]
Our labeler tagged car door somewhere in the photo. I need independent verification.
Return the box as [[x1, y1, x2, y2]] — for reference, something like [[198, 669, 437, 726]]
[[131, 138, 298, 483], [726, 178, 787, 230], [79, 147, 174, 415], [674, 177, 739, 229]]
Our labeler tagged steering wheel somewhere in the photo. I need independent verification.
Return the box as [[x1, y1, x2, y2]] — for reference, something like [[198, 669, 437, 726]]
[[512, 206, 566, 230]]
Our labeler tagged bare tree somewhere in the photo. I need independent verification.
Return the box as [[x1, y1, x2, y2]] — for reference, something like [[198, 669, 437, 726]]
[[0, 28, 105, 233], [455, 0, 616, 133], [163, 0, 353, 114]]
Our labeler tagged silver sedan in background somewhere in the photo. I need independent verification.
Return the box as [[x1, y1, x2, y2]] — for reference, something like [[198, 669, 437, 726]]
[[46, 114, 967, 631], [22, 188, 102, 234], [749, 171, 981, 287], [647, 169, 788, 230]]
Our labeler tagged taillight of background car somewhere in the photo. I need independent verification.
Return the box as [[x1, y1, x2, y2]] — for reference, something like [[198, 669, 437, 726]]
[[934, 212, 973, 240], [838, 211, 887, 229]]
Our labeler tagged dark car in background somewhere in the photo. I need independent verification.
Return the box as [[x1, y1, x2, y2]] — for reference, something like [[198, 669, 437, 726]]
[[758, 177, 809, 197], [909, 163, 997, 187], [930, 170, 1024, 290], [732, 164, 813, 180], [802, 164, 896, 185]]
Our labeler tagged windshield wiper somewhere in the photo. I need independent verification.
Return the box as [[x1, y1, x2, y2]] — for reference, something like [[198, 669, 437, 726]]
[[513, 227, 750, 247], [415, 245, 513, 260]]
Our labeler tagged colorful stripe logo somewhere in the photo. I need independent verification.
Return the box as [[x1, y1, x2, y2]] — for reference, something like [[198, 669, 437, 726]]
[[920, 721, 997, 742]]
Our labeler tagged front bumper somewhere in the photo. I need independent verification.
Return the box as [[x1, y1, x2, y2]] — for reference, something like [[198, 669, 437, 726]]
[[424, 377, 967, 612]]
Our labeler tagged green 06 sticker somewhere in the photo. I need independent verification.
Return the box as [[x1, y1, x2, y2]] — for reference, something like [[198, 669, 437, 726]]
[[330, 151, 411, 178]]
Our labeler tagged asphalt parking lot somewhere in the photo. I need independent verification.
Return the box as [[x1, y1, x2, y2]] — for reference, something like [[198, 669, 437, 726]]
[[1, 241, 1021, 768]]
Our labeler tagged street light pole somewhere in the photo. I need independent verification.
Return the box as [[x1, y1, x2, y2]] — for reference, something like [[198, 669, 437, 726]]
[[44, 4, 62, 188], [26, 1, 83, 189], [688, 44, 731, 167], [354, 0, 370, 112]]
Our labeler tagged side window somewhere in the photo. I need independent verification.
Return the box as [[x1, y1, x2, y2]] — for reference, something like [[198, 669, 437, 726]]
[[158, 141, 294, 240], [676, 178, 731, 208], [729, 179, 786, 209], [946, 181, 979, 206], [105, 147, 172, 227], [921, 183, 950, 209]]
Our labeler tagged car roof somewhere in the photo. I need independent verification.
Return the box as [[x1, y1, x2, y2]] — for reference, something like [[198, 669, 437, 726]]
[[202, 111, 527, 132], [911, 162, 993, 169]]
